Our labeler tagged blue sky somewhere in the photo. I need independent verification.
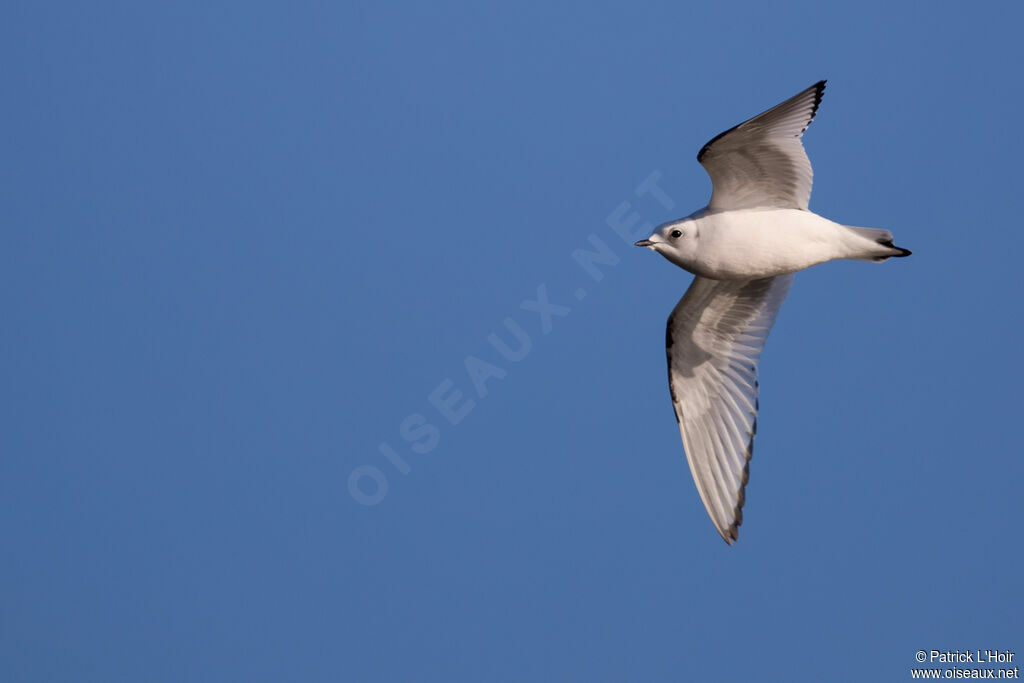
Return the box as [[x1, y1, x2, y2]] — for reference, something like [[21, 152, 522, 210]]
[[2, 2, 1022, 681]]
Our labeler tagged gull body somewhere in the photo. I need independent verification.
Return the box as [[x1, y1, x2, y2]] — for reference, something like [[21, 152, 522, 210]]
[[645, 207, 902, 280], [635, 81, 910, 544]]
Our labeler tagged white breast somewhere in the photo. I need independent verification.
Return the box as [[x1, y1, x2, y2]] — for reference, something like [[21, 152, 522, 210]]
[[692, 209, 844, 279]]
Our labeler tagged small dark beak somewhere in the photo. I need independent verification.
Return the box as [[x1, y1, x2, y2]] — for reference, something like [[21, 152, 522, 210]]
[[634, 239, 654, 247]]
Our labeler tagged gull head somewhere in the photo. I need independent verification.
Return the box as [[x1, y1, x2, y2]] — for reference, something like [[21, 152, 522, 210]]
[[634, 219, 699, 271]]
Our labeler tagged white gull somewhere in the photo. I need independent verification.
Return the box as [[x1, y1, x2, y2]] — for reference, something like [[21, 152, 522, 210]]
[[635, 81, 910, 544]]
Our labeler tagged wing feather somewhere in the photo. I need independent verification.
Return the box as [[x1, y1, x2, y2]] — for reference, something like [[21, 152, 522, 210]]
[[698, 81, 825, 211], [666, 274, 794, 543]]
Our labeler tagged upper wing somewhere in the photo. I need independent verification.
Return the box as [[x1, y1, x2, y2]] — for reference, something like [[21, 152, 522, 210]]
[[666, 274, 794, 543], [698, 81, 826, 211]]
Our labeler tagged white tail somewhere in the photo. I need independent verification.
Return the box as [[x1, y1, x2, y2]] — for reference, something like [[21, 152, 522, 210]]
[[844, 226, 912, 262]]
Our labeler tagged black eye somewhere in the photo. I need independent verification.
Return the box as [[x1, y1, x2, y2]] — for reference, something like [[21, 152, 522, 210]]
[[670, 229, 682, 239]]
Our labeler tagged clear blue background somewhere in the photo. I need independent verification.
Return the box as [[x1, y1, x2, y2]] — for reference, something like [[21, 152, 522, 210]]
[[3, 2, 1021, 681]]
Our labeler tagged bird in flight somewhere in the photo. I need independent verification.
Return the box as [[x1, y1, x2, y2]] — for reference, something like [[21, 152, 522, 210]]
[[635, 81, 910, 544]]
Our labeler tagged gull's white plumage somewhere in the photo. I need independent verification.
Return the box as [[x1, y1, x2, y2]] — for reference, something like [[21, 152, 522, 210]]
[[665, 275, 793, 542], [637, 81, 910, 544], [699, 82, 822, 211]]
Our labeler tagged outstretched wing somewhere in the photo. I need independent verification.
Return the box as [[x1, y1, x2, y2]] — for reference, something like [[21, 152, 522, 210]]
[[666, 274, 794, 543], [698, 81, 825, 211]]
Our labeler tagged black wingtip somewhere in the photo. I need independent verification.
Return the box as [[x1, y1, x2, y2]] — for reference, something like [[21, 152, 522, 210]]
[[697, 79, 829, 163], [720, 446, 753, 546], [800, 80, 827, 134], [811, 79, 827, 113]]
